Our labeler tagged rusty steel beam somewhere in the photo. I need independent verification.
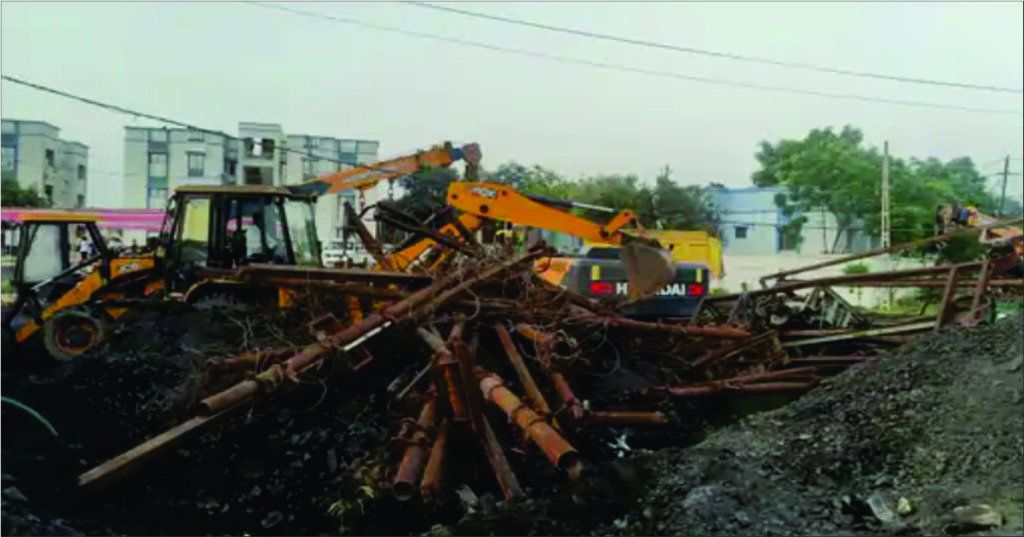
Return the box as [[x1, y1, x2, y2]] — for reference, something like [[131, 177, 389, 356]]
[[419, 419, 448, 503], [758, 217, 1023, 286], [344, 201, 394, 271], [233, 264, 433, 286], [393, 396, 438, 501], [935, 265, 961, 331], [585, 411, 669, 428], [707, 261, 988, 304], [657, 381, 817, 398], [78, 410, 237, 492], [479, 371, 583, 477], [781, 321, 936, 348], [967, 258, 993, 322], [495, 324, 552, 416], [568, 314, 751, 339], [786, 278, 1022, 288]]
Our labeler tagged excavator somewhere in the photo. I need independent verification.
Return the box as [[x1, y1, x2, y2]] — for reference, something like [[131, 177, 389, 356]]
[[2, 142, 479, 360], [373, 182, 692, 318]]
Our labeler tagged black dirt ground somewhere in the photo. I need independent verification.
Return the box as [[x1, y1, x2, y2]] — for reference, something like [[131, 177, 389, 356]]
[[3, 311, 1022, 536], [618, 313, 1024, 537]]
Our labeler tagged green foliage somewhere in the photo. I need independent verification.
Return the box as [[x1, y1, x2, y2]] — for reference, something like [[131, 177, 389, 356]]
[[751, 126, 1002, 249], [842, 262, 871, 275], [1, 178, 51, 208]]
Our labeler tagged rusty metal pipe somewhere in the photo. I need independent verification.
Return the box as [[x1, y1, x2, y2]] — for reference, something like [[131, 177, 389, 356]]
[[79, 250, 547, 494], [568, 314, 751, 339], [419, 419, 448, 502], [417, 328, 468, 421], [657, 381, 816, 398], [496, 324, 552, 416], [479, 372, 581, 473], [479, 414, 524, 501], [550, 372, 585, 423], [586, 411, 669, 428], [393, 397, 438, 501], [758, 217, 1023, 286]]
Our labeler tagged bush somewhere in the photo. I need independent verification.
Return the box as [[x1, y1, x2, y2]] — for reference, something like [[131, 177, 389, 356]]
[[842, 262, 871, 275]]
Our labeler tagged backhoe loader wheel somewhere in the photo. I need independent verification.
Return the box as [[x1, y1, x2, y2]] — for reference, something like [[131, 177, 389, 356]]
[[42, 309, 108, 361]]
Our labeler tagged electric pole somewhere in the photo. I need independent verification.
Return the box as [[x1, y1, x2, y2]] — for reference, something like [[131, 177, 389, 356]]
[[881, 141, 891, 249], [999, 154, 1010, 217]]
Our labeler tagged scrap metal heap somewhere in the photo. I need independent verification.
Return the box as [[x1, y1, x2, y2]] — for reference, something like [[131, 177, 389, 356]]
[[73, 216, 1023, 512]]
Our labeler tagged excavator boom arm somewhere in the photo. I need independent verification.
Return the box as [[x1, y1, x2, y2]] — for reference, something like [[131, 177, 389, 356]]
[[297, 142, 481, 197], [446, 182, 648, 245]]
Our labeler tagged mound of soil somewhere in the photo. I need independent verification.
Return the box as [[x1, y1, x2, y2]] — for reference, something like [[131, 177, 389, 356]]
[[625, 313, 1024, 537]]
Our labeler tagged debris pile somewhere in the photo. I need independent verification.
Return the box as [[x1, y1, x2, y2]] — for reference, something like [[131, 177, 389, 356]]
[[2, 219, 1022, 535]]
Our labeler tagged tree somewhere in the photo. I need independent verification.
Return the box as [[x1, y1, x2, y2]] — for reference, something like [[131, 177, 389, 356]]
[[751, 126, 1003, 249], [1, 178, 50, 208]]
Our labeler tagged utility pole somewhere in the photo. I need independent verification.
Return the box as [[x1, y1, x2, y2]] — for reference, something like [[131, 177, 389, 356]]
[[881, 141, 890, 249], [999, 154, 1010, 217]]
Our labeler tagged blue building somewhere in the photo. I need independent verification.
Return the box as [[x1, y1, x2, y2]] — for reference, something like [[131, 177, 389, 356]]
[[709, 186, 875, 255]]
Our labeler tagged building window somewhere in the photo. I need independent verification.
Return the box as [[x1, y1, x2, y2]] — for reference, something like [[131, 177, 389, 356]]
[[148, 152, 168, 178], [150, 129, 168, 142], [77, 164, 86, 180], [187, 152, 205, 178], [224, 158, 237, 177], [45, 149, 55, 167], [44, 185, 53, 204], [147, 188, 168, 209], [1, 146, 14, 171], [188, 129, 204, 142], [77, 195, 85, 208], [734, 226, 748, 239], [303, 158, 319, 178], [262, 139, 276, 159], [356, 141, 378, 155], [339, 140, 357, 154], [307, 137, 319, 149]]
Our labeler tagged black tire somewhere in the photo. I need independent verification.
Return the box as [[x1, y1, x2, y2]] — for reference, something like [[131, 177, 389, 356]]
[[41, 308, 109, 361]]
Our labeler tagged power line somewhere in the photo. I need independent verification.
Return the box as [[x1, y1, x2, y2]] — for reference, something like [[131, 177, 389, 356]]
[[403, 1, 1024, 95], [0, 74, 378, 169], [244, 2, 1023, 117]]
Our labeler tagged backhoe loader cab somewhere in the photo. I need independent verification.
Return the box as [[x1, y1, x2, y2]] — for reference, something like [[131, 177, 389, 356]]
[[2, 211, 159, 360], [159, 185, 322, 294]]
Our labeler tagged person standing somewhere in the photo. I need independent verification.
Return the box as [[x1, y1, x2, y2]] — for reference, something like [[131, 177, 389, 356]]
[[78, 234, 92, 262]]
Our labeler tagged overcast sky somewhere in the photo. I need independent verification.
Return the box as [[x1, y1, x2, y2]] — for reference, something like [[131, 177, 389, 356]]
[[2, 1, 1022, 208]]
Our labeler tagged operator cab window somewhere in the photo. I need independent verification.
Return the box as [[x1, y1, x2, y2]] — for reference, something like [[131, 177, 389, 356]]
[[225, 197, 289, 265]]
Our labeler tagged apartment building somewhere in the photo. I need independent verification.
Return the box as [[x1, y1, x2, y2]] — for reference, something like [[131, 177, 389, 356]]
[[283, 133, 380, 244], [122, 122, 380, 244], [2, 119, 89, 208]]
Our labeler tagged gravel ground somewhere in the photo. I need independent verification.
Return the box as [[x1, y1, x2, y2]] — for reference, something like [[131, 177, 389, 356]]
[[622, 313, 1024, 537]]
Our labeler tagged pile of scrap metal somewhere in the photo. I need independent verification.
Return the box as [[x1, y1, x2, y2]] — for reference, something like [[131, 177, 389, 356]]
[[71, 214, 1022, 508], [692, 217, 1024, 354]]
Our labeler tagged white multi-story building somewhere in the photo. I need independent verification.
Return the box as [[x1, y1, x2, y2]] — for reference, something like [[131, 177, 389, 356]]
[[122, 122, 380, 245], [283, 133, 380, 245], [2, 119, 89, 208]]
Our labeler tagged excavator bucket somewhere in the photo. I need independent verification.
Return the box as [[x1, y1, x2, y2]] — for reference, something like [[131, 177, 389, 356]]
[[620, 242, 676, 301]]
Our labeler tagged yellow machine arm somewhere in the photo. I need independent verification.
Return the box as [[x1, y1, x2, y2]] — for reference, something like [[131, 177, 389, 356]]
[[294, 142, 481, 197], [379, 182, 675, 298], [446, 182, 659, 245]]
